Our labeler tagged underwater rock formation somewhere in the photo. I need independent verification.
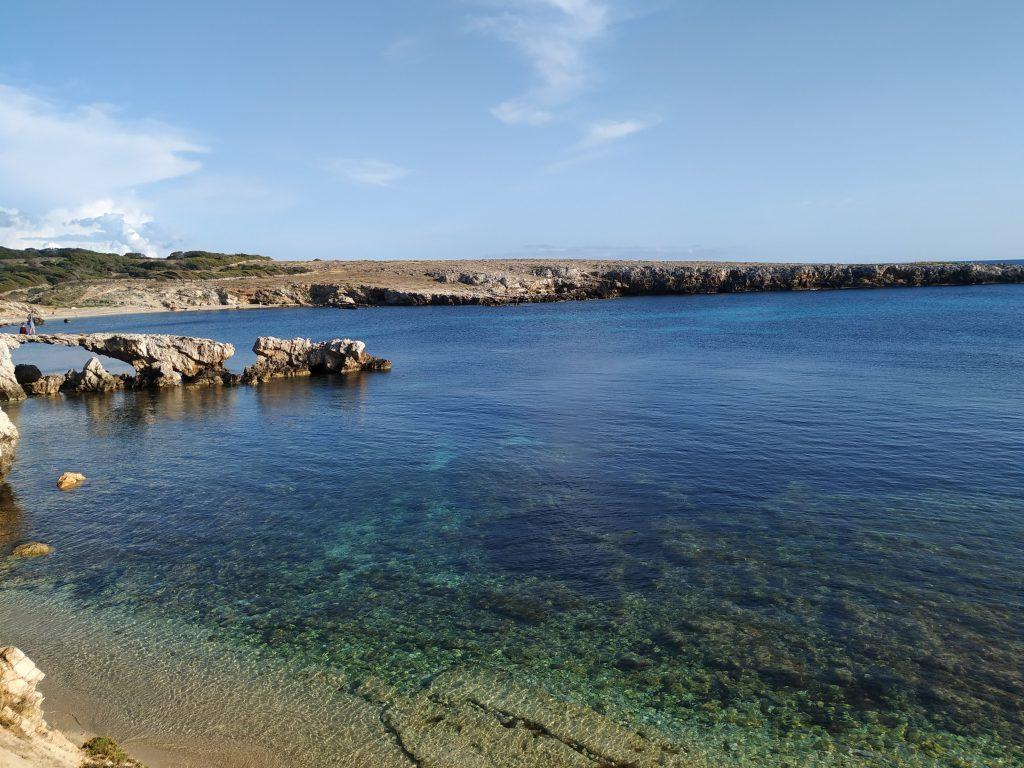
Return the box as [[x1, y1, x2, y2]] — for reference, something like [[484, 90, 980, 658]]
[[0, 647, 80, 767], [11, 542, 52, 557], [241, 336, 391, 383], [357, 668, 691, 767]]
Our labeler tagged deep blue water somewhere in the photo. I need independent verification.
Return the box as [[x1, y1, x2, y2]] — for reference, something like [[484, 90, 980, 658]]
[[2, 286, 1023, 766]]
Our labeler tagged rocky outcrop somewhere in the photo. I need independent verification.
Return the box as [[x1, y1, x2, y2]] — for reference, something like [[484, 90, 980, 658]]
[[0, 333, 237, 400], [62, 358, 127, 393], [0, 408, 16, 481], [356, 668, 691, 767], [241, 336, 391, 383], [0, 344, 25, 402], [56, 473, 85, 490], [0, 647, 81, 767]]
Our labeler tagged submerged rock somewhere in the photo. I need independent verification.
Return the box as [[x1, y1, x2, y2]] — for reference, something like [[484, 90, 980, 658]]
[[56, 472, 86, 490], [11, 542, 52, 557], [357, 668, 690, 767], [241, 336, 391, 383]]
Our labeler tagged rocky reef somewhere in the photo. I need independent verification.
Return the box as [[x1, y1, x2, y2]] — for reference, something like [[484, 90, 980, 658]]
[[241, 336, 392, 383]]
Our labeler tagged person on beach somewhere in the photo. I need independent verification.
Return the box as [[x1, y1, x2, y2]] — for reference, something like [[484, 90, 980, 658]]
[[26, 314, 35, 335], [18, 323, 27, 335]]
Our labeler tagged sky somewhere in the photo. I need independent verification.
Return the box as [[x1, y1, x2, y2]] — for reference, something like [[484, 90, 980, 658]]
[[0, 0, 1022, 262]]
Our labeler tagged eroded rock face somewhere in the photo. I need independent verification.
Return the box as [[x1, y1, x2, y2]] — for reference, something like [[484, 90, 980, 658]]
[[62, 357, 127, 393], [0, 344, 25, 402], [0, 408, 17, 480], [0, 647, 79, 766], [241, 336, 391, 383], [0, 333, 237, 400]]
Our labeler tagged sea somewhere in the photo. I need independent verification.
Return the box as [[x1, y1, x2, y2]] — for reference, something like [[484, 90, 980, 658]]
[[1, 285, 1021, 767]]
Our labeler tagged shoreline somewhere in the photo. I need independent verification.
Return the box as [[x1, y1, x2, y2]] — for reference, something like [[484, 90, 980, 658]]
[[0, 301, 289, 327], [7, 276, 1024, 329], [2, 258, 1022, 327], [0, 586, 712, 768]]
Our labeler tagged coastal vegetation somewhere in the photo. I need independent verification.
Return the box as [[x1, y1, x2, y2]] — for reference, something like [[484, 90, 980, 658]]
[[0, 246, 305, 294]]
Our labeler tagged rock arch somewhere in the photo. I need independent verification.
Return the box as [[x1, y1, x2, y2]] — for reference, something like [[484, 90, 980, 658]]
[[0, 333, 236, 401]]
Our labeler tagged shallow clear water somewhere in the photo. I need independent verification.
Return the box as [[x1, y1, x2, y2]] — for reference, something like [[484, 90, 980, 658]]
[[2, 287, 1023, 766]]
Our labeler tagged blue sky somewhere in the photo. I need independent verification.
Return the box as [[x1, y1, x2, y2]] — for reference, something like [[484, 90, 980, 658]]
[[1, 0, 1021, 262]]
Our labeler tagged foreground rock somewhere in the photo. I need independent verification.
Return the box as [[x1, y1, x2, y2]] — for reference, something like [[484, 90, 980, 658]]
[[241, 336, 392, 383], [0, 647, 80, 767], [0, 409, 16, 481]]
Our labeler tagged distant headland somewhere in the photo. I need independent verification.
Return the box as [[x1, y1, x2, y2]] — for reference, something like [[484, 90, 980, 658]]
[[1, 247, 1022, 323]]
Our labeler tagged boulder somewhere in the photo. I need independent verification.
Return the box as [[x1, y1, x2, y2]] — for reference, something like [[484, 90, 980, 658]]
[[13, 364, 41, 385], [24, 374, 66, 397], [56, 472, 85, 490], [11, 542, 52, 557], [241, 336, 391, 383], [62, 357, 125, 393]]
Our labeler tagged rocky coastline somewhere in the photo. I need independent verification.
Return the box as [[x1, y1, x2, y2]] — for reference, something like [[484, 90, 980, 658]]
[[0, 332, 390, 489], [2, 259, 1022, 320]]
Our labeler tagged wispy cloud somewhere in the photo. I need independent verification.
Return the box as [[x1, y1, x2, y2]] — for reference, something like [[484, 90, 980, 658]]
[[577, 118, 649, 148], [325, 157, 410, 187], [0, 83, 204, 255], [472, 0, 610, 125], [0, 84, 204, 206]]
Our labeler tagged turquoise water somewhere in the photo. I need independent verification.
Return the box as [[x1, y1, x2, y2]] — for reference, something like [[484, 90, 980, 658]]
[[2, 286, 1023, 766]]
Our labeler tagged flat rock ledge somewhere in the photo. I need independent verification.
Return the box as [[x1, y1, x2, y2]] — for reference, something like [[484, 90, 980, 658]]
[[241, 336, 392, 383]]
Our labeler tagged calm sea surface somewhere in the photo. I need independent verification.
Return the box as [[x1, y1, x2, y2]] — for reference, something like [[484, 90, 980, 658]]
[[2, 286, 1022, 766]]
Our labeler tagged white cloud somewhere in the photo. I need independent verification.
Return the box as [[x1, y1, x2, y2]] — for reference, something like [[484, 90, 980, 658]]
[[0, 84, 204, 206], [0, 83, 204, 256], [325, 158, 409, 187], [473, 0, 609, 125], [577, 118, 649, 148], [0, 200, 169, 257]]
